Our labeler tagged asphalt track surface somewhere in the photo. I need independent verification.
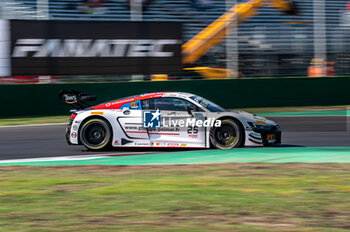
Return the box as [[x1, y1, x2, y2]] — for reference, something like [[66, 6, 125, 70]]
[[0, 116, 349, 160]]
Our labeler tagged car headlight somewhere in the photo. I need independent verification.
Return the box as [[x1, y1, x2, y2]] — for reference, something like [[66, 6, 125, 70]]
[[248, 122, 272, 131]]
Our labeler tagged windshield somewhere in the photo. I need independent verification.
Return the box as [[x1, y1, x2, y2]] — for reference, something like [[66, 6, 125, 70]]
[[190, 96, 226, 112]]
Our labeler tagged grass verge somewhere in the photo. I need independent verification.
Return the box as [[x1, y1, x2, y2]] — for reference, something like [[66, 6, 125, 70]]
[[1, 163, 350, 231]]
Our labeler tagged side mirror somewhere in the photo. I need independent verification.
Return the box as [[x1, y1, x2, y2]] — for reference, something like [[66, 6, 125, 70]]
[[186, 105, 196, 117]]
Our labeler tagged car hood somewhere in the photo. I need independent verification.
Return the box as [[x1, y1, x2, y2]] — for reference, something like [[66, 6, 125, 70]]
[[224, 110, 278, 126]]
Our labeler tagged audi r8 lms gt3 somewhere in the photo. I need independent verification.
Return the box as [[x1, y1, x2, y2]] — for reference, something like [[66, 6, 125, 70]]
[[60, 91, 281, 150]]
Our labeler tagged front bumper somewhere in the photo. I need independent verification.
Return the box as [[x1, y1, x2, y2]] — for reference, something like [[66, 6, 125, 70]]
[[248, 125, 282, 146]]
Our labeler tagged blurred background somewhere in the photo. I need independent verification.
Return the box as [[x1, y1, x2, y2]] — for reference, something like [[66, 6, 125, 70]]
[[1, 0, 350, 83]]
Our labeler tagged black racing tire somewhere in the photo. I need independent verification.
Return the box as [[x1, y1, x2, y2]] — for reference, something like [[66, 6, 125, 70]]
[[79, 118, 112, 150], [210, 119, 244, 149]]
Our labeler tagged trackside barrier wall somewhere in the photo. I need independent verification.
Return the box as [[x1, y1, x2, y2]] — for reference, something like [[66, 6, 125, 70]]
[[0, 77, 350, 117]]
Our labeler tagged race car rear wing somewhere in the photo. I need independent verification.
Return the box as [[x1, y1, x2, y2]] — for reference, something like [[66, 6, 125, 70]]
[[58, 90, 97, 109]]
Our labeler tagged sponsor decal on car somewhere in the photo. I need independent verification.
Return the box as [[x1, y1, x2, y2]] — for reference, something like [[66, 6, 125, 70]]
[[129, 102, 139, 109], [166, 143, 187, 147], [134, 142, 152, 146], [143, 109, 161, 128], [152, 142, 187, 147], [148, 127, 180, 132], [143, 109, 221, 129], [154, 142, 166, 147], [71, 132, 77, 138], [167, 143, 180, 147], [125, 126, 139, 130], [121, 101, 141, 110], [266, 134, 275, 142], [91, 111, 104, 115]]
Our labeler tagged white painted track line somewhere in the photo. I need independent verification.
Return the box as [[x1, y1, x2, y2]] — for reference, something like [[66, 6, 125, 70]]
[[0, 152, 158, 164]]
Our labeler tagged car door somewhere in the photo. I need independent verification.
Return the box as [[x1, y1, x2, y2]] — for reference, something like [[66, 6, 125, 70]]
[[117, 100, 149, 140], [141, 97, 206, 148]]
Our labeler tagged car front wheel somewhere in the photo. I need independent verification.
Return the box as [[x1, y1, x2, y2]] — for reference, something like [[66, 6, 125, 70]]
[[210, 119, 244, 149]]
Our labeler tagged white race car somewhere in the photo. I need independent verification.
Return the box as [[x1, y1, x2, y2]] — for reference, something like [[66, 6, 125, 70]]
[[60, 91, 281, 150]]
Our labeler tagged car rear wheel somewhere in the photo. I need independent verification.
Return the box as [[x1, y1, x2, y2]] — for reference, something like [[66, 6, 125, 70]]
[[80, 118, 112, 150], [210, 119, 244, 149]]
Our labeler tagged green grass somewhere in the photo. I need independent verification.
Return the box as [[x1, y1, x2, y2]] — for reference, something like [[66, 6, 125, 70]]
[[1, 164, 350, 231]]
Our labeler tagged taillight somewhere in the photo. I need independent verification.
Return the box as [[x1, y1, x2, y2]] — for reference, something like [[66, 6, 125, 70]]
[[70, 113, 77, 119]]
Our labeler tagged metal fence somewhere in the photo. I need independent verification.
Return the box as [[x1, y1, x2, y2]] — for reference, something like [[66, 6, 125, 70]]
[[1, 0, 350, 82]]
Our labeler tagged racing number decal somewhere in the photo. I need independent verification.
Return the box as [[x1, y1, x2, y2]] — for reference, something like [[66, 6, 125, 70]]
[[188, 126, 199, 134], [267, 134, 275, 140]]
